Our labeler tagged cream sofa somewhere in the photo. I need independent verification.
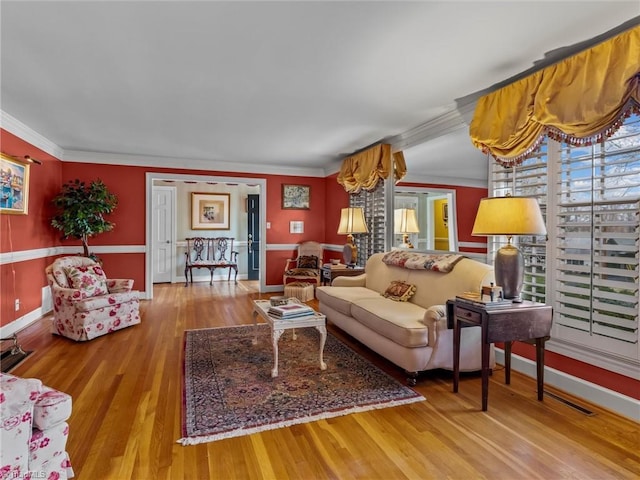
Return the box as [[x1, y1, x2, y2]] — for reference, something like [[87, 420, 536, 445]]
[[316, 251, 495, 384]]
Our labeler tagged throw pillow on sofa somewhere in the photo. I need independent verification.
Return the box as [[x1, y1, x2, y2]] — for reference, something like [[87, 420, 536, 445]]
[[382, 280, 416, 302], [64, 265, 109, 298]]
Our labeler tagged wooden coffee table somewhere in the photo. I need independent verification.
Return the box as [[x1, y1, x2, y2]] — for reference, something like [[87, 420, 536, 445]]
[[252, 298, 327, 378]]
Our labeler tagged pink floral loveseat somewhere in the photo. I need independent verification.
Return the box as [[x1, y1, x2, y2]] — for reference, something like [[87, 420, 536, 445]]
[[45, 256, 141, 341], [0, 373, 73, 479]]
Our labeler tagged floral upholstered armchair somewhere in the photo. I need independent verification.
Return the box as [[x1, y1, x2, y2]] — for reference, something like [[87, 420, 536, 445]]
[[45, 256, 141, 341], [0, 373, 74, 479], [283, 241, 323, 287]]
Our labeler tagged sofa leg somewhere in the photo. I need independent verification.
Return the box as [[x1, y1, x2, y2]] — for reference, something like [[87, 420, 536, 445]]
[[406, 371, 419, 386]]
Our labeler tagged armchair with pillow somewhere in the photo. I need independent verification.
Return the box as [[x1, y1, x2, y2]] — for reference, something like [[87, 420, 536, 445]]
[[45, 256, 141, 341], [283, 241, 323, 288]]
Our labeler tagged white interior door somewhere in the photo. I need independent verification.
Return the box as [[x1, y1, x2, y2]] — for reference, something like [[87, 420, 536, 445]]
[[152, 186, 175, 283]]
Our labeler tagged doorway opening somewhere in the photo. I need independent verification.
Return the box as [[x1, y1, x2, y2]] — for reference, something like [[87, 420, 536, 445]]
[[145, 172, 267, 299], [393, 186, 459, 251]]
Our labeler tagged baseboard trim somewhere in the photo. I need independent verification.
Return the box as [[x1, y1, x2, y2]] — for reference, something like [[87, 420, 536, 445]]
[[0, 308, 46, 338], [495, 348, 640, 421]]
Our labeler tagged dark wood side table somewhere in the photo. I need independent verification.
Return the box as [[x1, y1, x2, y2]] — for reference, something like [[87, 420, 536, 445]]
[[321, 265, 365, 286], [449, 299, 553, 411]]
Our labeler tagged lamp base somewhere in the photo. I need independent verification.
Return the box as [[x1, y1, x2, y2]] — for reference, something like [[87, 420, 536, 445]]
[[342, 238, 357, 266], [400, 233, 414, 249], [494, 243, 524, 301]]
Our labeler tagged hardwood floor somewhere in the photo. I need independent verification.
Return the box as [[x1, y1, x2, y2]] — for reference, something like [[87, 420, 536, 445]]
[[8, 282, 640, 479]]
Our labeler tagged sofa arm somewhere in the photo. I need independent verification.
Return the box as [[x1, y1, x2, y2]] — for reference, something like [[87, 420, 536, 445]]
[[33, 386, 72, 431], [421, 304, 448, 346], [107, 278, 134, 293], [332, 274, 366, 287]]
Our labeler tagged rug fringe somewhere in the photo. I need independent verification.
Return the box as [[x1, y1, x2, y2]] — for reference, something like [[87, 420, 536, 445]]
[[177, 394, 424, 446]]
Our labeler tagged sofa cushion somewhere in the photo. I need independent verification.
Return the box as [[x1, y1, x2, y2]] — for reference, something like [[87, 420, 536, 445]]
[[382, 281, 416, 302], [73, 291, 139, 312], [315, 286, 380, 316], [350, 298, 429, 348]]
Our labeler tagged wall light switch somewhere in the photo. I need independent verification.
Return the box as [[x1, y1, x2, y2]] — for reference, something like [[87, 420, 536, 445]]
[[266, 222, 271, 229]]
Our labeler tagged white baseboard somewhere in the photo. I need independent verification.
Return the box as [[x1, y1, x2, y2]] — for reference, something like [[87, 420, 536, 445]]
[[495, 348, 640, 422], [1, 308, 47, 338]]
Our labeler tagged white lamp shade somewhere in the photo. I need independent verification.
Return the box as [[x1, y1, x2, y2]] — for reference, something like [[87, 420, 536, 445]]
[[394, 208, 420, 234], [472, 196, 547, 236], [337, 207, 369, 234]]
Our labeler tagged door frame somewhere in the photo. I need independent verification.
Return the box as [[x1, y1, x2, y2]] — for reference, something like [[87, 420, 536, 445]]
[[393, 186, 459, 251], [145, 172, 267, 299]]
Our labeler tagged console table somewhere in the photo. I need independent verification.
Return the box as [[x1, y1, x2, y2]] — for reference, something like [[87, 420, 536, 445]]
[[449, 299, 553, 411], [321, 265, 364, 285]]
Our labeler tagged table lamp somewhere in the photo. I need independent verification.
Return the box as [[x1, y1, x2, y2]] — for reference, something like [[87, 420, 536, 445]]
[[471, 195, 546, 302], [337, 207, 369, 266], [394, 208, 420, 248]]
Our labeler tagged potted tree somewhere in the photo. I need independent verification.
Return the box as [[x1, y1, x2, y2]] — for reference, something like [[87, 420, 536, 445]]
[[51, 179, 118, 258]]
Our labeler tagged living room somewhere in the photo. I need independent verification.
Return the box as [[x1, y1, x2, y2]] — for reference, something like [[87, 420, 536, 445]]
[[1, 2, 639, 478]]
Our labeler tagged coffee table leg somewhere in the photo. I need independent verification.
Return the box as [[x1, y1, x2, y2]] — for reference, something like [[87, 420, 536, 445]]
[[252, 310, 258, 345], [316, 325, 327, 371], [271, 328, 284, 377]]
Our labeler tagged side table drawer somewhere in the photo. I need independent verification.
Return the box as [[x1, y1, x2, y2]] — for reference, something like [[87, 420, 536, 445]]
[[455, 306, 482, 325]]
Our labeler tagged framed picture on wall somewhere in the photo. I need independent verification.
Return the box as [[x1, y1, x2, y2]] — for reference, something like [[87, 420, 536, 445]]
[[0, 153, 30, 215], [191, 192, 230, 230], [282, 184, 310, 209]]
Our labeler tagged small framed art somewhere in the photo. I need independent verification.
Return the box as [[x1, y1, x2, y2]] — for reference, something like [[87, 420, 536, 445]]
[[282, 184, 310, 210], [0, 153, 30, 215], [191, 192, 230, 230]]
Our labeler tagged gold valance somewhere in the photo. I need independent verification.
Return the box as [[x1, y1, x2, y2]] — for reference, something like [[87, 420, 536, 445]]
[[470, 26, 640, 166], [337, 144, 407, 193]]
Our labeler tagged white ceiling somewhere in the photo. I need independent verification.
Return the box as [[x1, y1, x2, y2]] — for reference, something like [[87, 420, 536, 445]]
[[2, 1, 638, 184]]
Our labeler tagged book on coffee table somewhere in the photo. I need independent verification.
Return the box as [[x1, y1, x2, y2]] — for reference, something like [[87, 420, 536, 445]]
[[456, 292, 512, 308], [268, 303, 315, 318]]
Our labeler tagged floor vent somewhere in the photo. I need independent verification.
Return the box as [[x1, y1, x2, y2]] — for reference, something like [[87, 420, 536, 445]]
[[544, 390, 595, 416]]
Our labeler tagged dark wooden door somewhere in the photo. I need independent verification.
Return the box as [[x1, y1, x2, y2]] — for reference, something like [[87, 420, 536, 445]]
[[247, 194, 260, 280]]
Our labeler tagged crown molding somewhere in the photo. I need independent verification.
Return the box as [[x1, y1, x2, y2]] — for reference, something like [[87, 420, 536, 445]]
[[402, 172, 487, 189], [1, 110, 64, 159], [63, 149, 327, 177], [388, 104, 473, 153]]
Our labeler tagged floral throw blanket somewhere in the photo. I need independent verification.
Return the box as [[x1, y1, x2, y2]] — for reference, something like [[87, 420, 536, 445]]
[[381, 251, 465, 273]]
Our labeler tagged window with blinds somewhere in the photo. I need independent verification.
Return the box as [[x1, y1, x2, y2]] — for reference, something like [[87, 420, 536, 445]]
[[350, 181, 386, 266], [555, 114, 640, 361], [490, 113, 640, 370], [492, 146, 549, 304]]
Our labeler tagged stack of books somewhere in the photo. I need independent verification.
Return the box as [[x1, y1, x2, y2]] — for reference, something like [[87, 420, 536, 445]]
[[456, 292, 512, 308], [323, 262, 347, 269], [268, 303, 316, 319]]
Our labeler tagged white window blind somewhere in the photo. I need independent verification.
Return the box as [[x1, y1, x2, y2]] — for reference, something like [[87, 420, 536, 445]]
[[350, 181, 386, 266], [491, 147, 549, 304], [490, 113, 640, 372], [555, 114, 640, 361]]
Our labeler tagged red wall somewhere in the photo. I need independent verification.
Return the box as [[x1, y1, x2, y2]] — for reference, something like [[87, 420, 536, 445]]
[[60, 162, 336, 290], [2, 128, 638, 402], [1, 129, 62, 327]]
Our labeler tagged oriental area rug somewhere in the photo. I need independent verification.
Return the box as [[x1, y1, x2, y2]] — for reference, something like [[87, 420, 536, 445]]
[[180, 324, 424, 445]]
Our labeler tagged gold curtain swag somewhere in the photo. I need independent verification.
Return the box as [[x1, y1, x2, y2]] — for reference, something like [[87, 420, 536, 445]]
[[337, 144, 407, 193], [470, 26, 640, 166]]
